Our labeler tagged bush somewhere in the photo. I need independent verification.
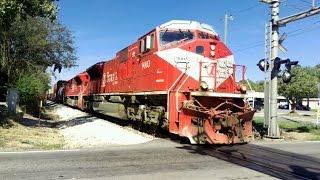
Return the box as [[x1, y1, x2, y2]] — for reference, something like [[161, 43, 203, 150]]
[[15, 72, 50, 115]]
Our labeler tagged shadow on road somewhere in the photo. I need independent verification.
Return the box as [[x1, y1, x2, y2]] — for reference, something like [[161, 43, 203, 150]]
[[177, 143, 320, 179]]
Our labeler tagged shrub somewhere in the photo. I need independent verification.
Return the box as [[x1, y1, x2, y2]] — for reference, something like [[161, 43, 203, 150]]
[[15, 72, 50, 115]]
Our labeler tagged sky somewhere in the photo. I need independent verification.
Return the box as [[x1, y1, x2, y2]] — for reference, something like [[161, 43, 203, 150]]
[[53, 0, 320, 83]]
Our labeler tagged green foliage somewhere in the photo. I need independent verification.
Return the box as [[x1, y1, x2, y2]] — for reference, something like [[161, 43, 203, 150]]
[[4, 17, 77, 83], [278, 66, 318, 111], [0, 0, 57, 29], [15, 72, 50, 114], [314, 64, 320, 81], [249, 80, 264, 92], [0, 0, 76, 118], [241, 79, 265, 92]]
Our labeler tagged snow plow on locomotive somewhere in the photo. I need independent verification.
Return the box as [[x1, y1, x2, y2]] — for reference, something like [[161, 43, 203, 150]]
[[52, 20, 256, 144]]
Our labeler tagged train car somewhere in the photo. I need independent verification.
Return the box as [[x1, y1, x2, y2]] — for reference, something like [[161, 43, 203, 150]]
[[83, 20, 256, 144], [55, 80, 67, 103], [64, 72, 90, 109]]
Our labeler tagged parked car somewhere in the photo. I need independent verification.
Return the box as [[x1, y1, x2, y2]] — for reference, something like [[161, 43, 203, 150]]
[[296, 104, 311, 111], [279, 104, 289, 109], [249, 100, 264, 111]]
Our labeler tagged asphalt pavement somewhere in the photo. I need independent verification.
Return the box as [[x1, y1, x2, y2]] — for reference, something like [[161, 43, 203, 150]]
[[1, 139, 320, 180]]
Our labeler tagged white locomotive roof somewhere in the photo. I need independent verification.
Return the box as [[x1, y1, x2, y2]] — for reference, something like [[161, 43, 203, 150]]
[[159, 20, 218, 36]]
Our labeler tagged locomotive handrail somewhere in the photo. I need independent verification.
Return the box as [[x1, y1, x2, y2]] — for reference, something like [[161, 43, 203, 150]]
[[167, 67, 187, 120], [199, 62, 247, 91]]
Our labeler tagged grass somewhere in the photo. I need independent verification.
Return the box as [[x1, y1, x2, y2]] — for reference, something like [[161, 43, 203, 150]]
[[253, 116, 320, 141], [0, 120, 64, 151], [0, 103, 64, 151]]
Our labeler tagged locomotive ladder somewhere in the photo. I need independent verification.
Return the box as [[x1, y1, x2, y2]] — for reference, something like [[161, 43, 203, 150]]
[[167, 61, 189, 123]]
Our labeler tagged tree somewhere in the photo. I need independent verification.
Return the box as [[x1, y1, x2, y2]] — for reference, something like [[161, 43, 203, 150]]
[[315, 64, 320, 81], [1, 17, 77, 115], [0, 0, 58, 78], [241, 79, 265, 92], [0, 0, 77, 117], [4, 17, 77, 84], [278, 66, 318, 112], [0, 0, 57, 29], [0, 0, 77, 116]]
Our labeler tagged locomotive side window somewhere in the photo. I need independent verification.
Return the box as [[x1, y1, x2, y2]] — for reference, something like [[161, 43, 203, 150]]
[[150, 34, 155, 49], [160, 29, 193, 46], [139, 33, 155, 53], [140, 39, 145, 53]]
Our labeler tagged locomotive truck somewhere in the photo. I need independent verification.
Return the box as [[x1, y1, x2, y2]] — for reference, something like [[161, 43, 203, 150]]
[[51, 20, 256, 144]]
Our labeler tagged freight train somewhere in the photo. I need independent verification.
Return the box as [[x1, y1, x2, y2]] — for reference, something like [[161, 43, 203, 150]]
[[50, 20, 256, 144]]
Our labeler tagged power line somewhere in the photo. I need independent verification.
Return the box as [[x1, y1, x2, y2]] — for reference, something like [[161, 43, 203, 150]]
[[288, 23, 320, 36], [298, 0, 313, 5], [231, 40, 265, 48], [283, 0, 310, 10], [287, 4, 307, 11], [226, 4, 261, 18], [233, 4, 260, 15], [286, 20, 320, 35], [233, 20, 320, 53], [233, 42, 265, 52]]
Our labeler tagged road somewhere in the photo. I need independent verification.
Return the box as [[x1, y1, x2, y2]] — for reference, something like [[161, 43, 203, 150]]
[[0, 140, 319, 180]]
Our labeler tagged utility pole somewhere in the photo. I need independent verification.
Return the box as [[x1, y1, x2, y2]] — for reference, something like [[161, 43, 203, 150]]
[[224, 13, 233, 45], [261, 0, 320, 138]]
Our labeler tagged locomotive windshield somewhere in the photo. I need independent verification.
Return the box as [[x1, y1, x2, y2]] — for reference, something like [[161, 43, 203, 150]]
[[160, 29, 193, 46]]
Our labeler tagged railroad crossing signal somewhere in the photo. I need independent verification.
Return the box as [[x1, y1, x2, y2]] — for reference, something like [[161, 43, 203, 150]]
[[260, 0, 320, 138], [257, 57, 299, 83]]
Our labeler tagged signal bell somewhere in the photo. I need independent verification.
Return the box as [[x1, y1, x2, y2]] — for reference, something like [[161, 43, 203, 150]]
[[257, 59, 269, 71]]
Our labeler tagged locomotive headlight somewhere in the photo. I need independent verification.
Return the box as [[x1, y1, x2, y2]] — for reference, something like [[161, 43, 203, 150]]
[[210, 45, 216, 51], [210, 50, 215, 57], [200, 81, 209, 91]]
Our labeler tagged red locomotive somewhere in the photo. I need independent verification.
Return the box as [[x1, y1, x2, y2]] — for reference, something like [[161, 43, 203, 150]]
[[52, 20, 255, 144]]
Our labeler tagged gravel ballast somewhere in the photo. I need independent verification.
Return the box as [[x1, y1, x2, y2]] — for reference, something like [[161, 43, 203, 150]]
[[47, 102, 154, 148]]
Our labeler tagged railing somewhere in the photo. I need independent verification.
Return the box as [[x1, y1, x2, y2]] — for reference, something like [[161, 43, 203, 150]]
[[199, 62, 247, 91]]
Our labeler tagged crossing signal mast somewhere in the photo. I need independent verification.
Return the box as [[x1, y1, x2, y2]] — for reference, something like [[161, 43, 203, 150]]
[[259, 0, 320, 138]]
